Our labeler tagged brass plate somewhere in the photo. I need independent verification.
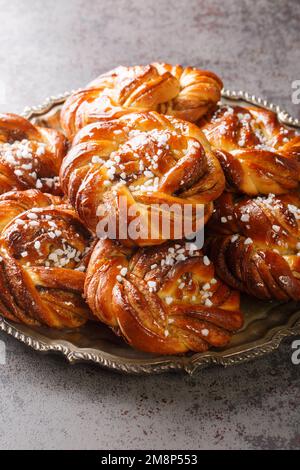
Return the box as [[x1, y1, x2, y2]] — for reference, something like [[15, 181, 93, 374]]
[[0, 89, 299, 375]]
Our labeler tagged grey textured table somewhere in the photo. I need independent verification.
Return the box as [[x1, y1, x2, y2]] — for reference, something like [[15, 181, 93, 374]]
[[0, 0, 299, 450]]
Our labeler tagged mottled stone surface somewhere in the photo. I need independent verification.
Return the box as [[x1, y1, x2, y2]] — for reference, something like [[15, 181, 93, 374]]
[[0, 0, 299, 450]]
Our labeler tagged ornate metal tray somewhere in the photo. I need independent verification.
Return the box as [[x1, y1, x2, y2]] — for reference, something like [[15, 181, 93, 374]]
[[0, 89, 299, 375]]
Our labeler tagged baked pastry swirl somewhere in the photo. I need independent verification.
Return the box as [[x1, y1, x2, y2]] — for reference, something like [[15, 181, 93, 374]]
[[60, 111, 225, 245], [85, 239, 243, 354], [200, 105, 300, 195], [0, 113, 67, 195], [0, 206, 93, 327], [0, 189, 62, 234], [61, 63, 223, 138], [206, 192, 300, 300]]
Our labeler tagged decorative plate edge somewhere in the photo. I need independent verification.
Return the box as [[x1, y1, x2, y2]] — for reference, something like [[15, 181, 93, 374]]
[[1, 316, 300, 375]]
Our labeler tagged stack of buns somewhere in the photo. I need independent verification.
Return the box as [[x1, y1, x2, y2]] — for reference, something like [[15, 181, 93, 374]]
[[0, 62, 298, 355]]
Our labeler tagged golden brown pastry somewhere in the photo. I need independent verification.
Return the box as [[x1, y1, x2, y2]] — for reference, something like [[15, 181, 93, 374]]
[[199, 105, 300, 195], [0, 189, 62, 234], [0, 205, 93, 328], [0, 113, 67, 195], [84, 239, 243, 354], [60, 111, 225, 245], [61, 63, 223, 138], [206, 191, 300, 300]]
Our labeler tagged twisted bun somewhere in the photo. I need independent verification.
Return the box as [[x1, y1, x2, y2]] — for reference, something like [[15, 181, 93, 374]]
[[61, 63, 223, 138], [60, 111, 225, 245], [206, 192, 300, 300], [0, 206, 93, 327], [200, 105, 300, 195], [85, 239, 243, 354], [0, 113, 67, 195]]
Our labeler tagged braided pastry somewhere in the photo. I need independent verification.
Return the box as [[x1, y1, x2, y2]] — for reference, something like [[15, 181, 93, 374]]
[[206, 191, 300, 300], [0, 206, 93, 327], [60, 111, 225, 245], [0, 189, 62, 234], [0, 113, 67, 195], [61, 63, 223, 138], [200, 105, 300, 195], [85, 240, 243, 354], [84, 239, 243, 354]]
